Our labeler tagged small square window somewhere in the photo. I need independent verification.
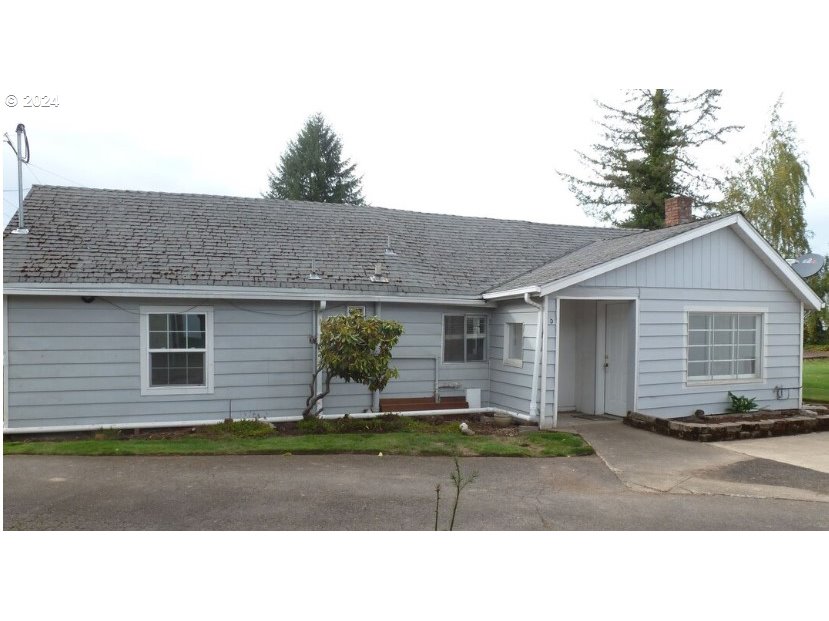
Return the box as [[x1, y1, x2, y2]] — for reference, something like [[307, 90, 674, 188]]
[[443, 315, 487, 363]]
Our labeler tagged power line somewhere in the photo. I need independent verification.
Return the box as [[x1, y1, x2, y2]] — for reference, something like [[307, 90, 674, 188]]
[[26, 162, 84, 186], [24, 163, 42, 184]]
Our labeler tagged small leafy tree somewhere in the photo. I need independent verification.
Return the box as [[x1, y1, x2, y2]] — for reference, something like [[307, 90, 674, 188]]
[[265, 113, 365, 205], [304, 310, 403, 419]]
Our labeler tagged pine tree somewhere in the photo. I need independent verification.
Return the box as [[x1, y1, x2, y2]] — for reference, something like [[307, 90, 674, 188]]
[[718, 97, 811, 258], [265, 113, 365, 205], [559, 90, 740, 229]]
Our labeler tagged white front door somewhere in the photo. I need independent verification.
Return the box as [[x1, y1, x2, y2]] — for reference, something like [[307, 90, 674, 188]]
[[602, 302, 630, 416]]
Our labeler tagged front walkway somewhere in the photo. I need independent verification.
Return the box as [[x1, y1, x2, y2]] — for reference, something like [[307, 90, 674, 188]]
[[557, 413, 829, 502]]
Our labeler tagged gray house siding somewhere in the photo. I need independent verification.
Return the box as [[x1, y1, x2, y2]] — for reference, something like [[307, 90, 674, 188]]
[[6, 296, 315, 428], [556, 227, 802, 418], [489, 300, 541, 416], [5, 296, 493, 429]]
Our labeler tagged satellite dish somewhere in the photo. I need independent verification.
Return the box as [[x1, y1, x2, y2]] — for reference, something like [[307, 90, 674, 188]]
[[791, 253, 826, 278]]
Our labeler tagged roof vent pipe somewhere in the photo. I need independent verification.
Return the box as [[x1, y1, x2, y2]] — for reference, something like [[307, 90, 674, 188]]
[[369, 262, 389, 283], [307, 258, 322, 280], [384, 235, 397, 256]]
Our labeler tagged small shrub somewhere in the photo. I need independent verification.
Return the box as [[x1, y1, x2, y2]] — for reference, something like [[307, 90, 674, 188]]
[[728, 392, 757, 413], [93, 428, 121, 440], [202, 419, 274, 438]]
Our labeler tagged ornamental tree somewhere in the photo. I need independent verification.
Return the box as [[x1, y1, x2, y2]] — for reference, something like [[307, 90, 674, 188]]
[[303, 309, 404, 419]]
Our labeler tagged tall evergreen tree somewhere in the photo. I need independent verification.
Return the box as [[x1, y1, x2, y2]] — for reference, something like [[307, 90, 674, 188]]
[[265, 113, 365, 204], [559, 90, 740, 229], [718, 97, 811, 258]]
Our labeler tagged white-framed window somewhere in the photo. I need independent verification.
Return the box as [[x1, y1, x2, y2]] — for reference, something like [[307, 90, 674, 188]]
[[139, 306, 214, 395], [443, 314, 487, 363], [504, 322, 524, 367], [687, 311, 762, 382], [346, 305, 366, 316]]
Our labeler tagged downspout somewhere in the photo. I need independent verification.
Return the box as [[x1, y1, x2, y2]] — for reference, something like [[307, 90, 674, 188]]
[[539, 295, 549, 427], [315, 300, 327, 414], [372, 302, 381, 412], [524, 292, 543, 420]]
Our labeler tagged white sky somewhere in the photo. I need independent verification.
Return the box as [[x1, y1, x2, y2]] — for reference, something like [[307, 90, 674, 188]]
[[3, 1, 828, 256]]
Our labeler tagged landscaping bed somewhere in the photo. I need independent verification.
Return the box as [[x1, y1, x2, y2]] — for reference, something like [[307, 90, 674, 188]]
[[625, 404, 829, 442], [3, 414, 594, 458]]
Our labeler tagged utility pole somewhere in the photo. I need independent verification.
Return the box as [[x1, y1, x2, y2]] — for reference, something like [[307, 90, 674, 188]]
[[4, 123, 30, 235]]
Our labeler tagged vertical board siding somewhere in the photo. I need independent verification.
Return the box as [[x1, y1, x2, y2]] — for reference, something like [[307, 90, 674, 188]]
[[6, 297, 492, 428], [558, 227, 802, 418], [489, 300, 539, 415]]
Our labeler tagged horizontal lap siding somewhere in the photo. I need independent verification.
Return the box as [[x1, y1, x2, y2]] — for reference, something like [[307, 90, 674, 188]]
[[6, 296, 316, 428], [489, 301, 539, 415], [380, 304, 491, 408], [6, 297, 493, 428], [563, 227, 802, 418]]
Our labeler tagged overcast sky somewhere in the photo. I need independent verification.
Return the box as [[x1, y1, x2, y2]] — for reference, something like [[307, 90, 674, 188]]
[[4, 1, 828, 259]]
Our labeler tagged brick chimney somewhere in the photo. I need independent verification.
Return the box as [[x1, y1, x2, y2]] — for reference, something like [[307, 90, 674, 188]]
[[664, 196, 693, 227]]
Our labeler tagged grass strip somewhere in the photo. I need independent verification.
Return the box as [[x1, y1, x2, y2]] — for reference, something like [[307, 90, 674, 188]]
[[4, 431, 593, 458]]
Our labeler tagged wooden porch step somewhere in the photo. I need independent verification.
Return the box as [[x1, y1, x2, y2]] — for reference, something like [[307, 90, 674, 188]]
[[379, 396, 468, 412]]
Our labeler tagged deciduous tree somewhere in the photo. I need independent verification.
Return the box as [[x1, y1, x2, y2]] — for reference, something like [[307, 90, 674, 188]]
[[718, 97, 811, 258]]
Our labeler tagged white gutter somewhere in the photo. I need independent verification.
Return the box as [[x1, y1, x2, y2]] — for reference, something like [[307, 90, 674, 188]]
[[3, 282, 495, 307], [523, 292, 544, 422], [482, 285, 540, 301], [3, 407, 537, 434]]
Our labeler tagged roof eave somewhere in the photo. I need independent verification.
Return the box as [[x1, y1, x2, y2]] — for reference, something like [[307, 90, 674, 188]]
[[2, 282, 497, 307]]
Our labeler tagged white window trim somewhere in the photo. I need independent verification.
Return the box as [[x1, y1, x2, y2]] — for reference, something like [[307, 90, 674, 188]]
[[139, 305, 215, 396], [503, 322, 524, 368], [346, 305, 366, 316], [683, 306, 767, 387], [441, 313, 488, 364]]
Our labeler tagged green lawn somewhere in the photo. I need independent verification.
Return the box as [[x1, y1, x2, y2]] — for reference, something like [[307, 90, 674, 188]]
[[3, 419, 593, 458], [803, 358, 829, 403]]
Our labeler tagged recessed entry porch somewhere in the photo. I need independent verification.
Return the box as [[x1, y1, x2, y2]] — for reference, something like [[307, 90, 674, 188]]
[[556, 299, 637, 418]]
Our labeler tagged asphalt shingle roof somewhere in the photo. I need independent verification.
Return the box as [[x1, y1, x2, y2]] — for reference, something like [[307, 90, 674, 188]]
[[3, 185, 644, 296]]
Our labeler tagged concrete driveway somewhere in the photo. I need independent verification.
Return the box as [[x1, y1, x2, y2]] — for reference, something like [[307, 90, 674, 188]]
[[4, 418, 829, 530], [560, 414, 829, 503]]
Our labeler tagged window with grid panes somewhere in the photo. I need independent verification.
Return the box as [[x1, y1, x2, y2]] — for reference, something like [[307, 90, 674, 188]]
[[687, 312, 761, 381]]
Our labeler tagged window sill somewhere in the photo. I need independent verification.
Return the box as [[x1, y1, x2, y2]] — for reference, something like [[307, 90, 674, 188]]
[[685, 377, 764, 388], [141, 385, 214, 397]]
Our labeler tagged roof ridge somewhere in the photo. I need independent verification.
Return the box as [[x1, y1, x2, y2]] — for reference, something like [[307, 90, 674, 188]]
[[26, 184, 637, 232]]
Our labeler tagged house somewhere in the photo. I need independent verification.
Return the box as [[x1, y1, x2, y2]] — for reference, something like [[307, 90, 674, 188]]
[[2, 187, 823, 433]]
